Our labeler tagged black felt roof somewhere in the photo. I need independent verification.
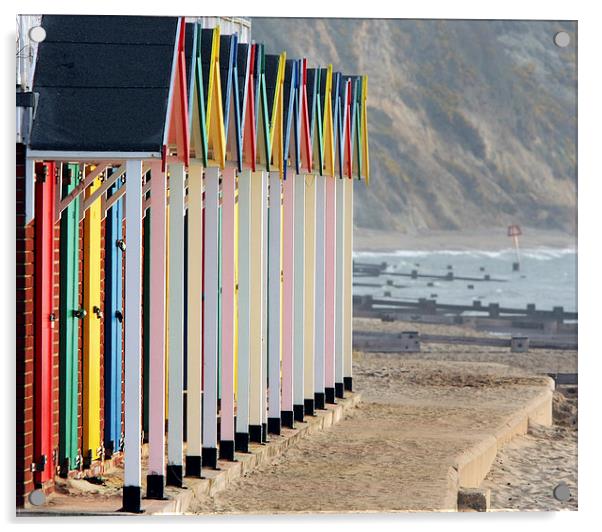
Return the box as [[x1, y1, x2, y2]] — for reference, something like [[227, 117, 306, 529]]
[[29, 15, 179, 153]]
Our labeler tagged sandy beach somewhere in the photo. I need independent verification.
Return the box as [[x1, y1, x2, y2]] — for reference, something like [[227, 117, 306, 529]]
[[181, 318, 576, 514]]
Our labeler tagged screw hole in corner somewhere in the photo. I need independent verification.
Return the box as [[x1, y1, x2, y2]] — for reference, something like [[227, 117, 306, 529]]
[[554, 31, 570, 48]]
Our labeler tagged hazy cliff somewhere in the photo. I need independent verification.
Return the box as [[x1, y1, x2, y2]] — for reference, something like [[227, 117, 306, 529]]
[[252, 18, 577, 235]]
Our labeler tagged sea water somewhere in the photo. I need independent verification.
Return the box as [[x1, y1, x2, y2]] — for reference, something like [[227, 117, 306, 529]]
[[353, 248, 577, 313]]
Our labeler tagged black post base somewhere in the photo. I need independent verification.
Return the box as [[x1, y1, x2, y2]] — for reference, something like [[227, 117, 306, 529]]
[[185, 455, 202, 478], [166, 464, 183, 487], [235, 432, 249, 453], [344, 376, 353, 392], [304, 399, 315, 416], [281, 410, 294, 429], [202, 447, 218, 469], [59, 458, 70, 478], [249, 424, 262, 443], [146, 474, 166, 500], [293, 404, 305, 422], [121, 486, 143, 513], [219, 440, 235, 461], [104, 441, 115, 460], [268, 417, 281, 435], [314, 392, 326, 410], [325, 387, 336, 404], [335, 382, 345, 398], [261, 423, 268, 443]]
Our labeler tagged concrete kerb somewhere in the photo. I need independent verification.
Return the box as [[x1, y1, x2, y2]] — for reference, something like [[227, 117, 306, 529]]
[[451, 378, 554, 506]]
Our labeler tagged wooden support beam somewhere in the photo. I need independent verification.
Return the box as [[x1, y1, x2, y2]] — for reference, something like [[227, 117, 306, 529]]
[[122, 159, 143, 513], [313, 174, 326, 408], [167, 163, 188, 481], [293, 172, 305, 420], [267, 171, 282, 434], [82, 165, 126, 214], [281, 172, 295, 424], [303, 174, 316, 414], [146, 161, 167, 498], [220, 167, 237, 457], [334, 177, 345, 398], [324, 175, 337, 402], [57, 163, 109, 218], [202, 166, 220, 467], [249, 171, 266, 441], [343, 178, 353, 391], [235, 170, 252, 450]]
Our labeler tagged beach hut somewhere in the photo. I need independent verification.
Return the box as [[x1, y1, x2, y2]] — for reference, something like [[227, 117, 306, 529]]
[[26, 14, 189, 511]]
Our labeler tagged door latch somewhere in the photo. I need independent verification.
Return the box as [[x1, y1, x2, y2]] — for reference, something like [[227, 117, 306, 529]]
[[74, 308, 87, 319], [93, 306, 103, 320], [115, 309, 123, 323], [49, 313, 56, 328], [117, 239, 126, 252]]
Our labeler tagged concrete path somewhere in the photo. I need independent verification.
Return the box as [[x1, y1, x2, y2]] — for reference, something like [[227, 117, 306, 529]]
[[187, 355, 553, 514]]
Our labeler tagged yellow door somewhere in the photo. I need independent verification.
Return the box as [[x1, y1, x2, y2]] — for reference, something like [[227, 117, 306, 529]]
[[83, 172, 102, 460]]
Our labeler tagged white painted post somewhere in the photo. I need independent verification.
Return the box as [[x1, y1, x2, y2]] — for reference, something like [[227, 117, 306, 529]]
[[249, 171, 265, 442], [334, 177, 345, 398], [292, 172, 305, 421], [267, 171, 282, 435], [183, 162, 202, 478], [304, 174, 316, 415], [147, 161, 167, 499], [236, 170, 251, 451], [280, 172, 295, 427], [122, 159, 143, 513], [220, 167, 236, 460], [343, 178, 354, 391], [261, 170, 269, 441], [314, 174, 325, 409], [202, 166, 220, 468]]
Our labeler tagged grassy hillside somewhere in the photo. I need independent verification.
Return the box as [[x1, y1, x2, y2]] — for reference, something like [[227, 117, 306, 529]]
[[252, 18, 577, 234]]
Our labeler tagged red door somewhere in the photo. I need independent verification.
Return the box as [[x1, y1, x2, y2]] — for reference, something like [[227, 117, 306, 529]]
[[33, 161, 55, 485]]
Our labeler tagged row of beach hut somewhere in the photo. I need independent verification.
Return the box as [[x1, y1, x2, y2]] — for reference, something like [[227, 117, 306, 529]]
[[17, 15, 369, 511]]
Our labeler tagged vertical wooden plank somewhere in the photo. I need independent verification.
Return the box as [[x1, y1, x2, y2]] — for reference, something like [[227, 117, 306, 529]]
[[261, 170, 268, 442], [220, 167, 236, 459], [303, 174, 316, 415], [334, 177, 345, 398], [324, 175, 337, 403], [142, 212, 150, 440], [103, 172, 124, 457], [248, 170, 265, 441], [292, 172, 305, 421], [267, 171, 282, 434], [122, 159, 143, 513], [33, 161, 55, 485], [313, 174, 325, 409], [202, 166, 220, 468], [168, 163, 188, 483], [235, 170, 251, 451], [343, 178, 353, 391], [280, 172, 295, 427], [83, 169, 102, 462], [147, 161, 167, 498], [59, 163, 80, 472]]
